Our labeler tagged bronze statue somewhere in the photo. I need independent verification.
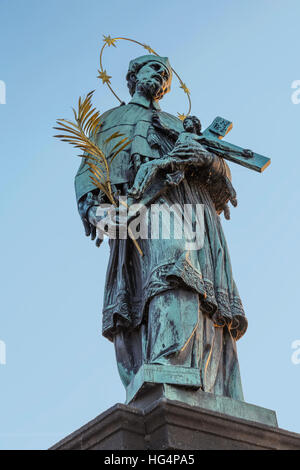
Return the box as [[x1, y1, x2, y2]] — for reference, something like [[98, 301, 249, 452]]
[[54, 32, 271, 404], [74, 54, 254, 401]]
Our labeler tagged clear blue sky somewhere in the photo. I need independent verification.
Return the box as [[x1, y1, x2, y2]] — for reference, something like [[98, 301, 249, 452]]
[[1, 0, 300, 450]]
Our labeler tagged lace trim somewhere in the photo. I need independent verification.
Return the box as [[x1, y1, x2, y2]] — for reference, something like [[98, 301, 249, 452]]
[[103, 262, 247, 340]]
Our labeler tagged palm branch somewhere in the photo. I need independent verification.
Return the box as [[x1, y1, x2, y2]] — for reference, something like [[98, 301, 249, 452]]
[[54, 90, 143, 256]]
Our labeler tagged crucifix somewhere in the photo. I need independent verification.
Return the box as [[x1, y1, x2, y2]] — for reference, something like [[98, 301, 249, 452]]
[[127, 114, 271, 211], [201, 116, 270, 173]]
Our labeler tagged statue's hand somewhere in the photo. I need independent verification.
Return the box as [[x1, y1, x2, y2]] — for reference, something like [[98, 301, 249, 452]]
[[215, 177, 238, 220], [78, 192, 98, 238], [224, 176, 237, 208], [129, 160, 163, 200], [88, 205, 130, 245]]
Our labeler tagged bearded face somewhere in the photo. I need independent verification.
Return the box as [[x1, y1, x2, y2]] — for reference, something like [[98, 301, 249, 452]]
[[132, 62, 171, 100]]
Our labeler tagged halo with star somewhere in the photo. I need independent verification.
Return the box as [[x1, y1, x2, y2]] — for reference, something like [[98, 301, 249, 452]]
[[98, 35, 192, 120]]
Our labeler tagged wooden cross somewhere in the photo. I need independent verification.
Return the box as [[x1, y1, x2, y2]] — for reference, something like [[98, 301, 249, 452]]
[[201, 116, 270, 173]]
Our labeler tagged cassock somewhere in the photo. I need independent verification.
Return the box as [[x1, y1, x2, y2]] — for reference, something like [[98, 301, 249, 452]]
[[75, 94, 247, 400]]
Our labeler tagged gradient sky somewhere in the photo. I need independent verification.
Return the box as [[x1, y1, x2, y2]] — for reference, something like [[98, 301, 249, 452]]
[[0, 0, 300, 450]]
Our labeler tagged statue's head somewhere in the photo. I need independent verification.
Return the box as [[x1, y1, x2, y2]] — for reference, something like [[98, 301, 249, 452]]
[[126, 55, 172, 101], [183, 115, 202, 135]]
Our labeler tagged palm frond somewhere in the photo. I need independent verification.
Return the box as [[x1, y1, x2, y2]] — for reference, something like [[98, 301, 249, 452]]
[[54, 90, 116, 203], [54, 90, 143, 255], [104, 131, 124, 144], [110, 137, 133, 164]]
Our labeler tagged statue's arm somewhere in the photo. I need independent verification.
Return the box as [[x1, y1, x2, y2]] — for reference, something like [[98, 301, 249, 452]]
[[129, 142, 214, 200], [167, 142, 238, 219], [204, 154, 237, 219]]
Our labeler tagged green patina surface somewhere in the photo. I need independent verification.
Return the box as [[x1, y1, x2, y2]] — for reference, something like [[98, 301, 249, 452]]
[[74, 54, 270, 408]]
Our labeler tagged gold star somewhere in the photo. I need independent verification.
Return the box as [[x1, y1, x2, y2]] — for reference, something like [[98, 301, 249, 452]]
[[97, 69, 112, 85], [143, 44, 155, 54], [103, 35, 117, 47], [180, 82, 190, 95], [177, 113, 187, 121]]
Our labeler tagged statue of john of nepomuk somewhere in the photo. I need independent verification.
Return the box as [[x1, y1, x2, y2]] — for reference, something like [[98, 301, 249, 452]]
[[75, 55, 247, 401]]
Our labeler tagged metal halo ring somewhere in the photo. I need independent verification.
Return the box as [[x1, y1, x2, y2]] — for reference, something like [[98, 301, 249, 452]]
[[98, 35, 191, 120]]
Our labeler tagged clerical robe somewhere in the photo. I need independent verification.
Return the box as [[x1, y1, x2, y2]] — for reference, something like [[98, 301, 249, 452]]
[[75, 95, 247, 399]]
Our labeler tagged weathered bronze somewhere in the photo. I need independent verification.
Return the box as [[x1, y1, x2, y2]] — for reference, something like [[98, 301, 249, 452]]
[[74, 54, 270, 403]]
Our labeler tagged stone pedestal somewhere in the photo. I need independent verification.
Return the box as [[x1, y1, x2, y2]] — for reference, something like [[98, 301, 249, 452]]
[[50, 385, 300, 450]]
